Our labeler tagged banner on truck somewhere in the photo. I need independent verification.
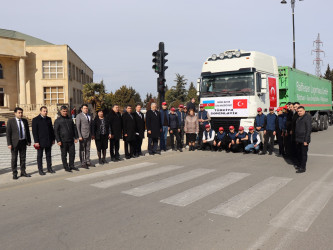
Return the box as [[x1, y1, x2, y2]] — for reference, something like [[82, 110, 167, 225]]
[[201, 97, 249, 117], [268, 77, 278, 107]]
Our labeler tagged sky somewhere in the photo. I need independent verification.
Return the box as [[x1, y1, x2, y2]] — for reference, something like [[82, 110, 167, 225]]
[[1, 0, 332, 98]]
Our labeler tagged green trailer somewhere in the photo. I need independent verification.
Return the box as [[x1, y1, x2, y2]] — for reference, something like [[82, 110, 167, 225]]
[[279, 66, 333, 130]]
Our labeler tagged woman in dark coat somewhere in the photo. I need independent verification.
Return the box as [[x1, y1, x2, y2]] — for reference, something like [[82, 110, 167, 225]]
[[146, 103, 162, 155], [92, 110, 111, 164], [122, 105, 137, 159]]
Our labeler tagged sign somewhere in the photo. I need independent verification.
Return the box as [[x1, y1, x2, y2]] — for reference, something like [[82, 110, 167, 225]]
[[268, 77, 277, 107], [200, 97, 249, 117]]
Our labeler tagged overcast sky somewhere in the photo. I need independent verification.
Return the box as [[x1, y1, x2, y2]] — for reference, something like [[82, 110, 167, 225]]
[[2, 0, 332, 97]]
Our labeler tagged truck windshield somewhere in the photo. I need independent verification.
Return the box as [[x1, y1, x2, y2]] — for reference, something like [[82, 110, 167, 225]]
[[201, 73, 255, 97]]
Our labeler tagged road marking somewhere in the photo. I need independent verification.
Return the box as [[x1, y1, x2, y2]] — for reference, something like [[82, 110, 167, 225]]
[[122, 168, 215, 197], [208, 176, 292, 218], [308, 153, 333, 158], [160, 172, 250, 207], [66, 162, 157, 182], [270, 181, 333, 232], [90, 165, 183, 189]]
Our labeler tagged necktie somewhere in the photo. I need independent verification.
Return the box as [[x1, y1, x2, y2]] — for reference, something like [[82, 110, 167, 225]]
[[19, 119, 23, 139], [86, 114, 89, 122]]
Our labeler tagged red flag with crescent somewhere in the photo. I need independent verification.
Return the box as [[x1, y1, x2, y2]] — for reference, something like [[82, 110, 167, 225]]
[[233, 99, 248, 109], [268, 77, 277, 107]]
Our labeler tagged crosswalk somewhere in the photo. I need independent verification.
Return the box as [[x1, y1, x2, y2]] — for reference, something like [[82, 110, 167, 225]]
[[66, 161, 333, 233]]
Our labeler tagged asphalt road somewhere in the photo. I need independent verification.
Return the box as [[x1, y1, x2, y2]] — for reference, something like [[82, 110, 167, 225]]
[[1, 128, 333, 250]]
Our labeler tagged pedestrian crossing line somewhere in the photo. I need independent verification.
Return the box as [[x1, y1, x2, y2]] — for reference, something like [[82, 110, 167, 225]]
[[122, 168, 215, 197], [270, 181, 333, 232], [160, 172, 251, 207], [66, 162, 157, 183], [208, 176, 292, 218], [90, 165, 184, 189]]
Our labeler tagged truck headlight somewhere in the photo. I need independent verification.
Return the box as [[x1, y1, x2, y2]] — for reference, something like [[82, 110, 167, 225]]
[[219, 53, 225, 59], [211, 54, 217, 60], [227, 52, 233, 58], [235, 50, 241, 57]]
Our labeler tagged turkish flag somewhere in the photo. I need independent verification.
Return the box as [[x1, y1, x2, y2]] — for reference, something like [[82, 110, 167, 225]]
[[268, 77, 277, 107], [233, 99, 248, 109]]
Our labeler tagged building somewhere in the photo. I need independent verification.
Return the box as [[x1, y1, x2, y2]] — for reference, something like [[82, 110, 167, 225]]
[[0, 28, 93, 119]]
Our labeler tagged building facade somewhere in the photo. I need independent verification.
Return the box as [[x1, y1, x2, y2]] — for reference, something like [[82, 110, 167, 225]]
[[0, 29, 93, 115]]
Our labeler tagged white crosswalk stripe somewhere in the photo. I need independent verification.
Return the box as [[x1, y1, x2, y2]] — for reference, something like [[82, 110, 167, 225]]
[[160, 172, 250, 207], [66, 162, 157, 182], [90, 165, 183, 189], [270, 181, 333, 232], [122, 168, 215, 197], [208, 176, 292, 218]]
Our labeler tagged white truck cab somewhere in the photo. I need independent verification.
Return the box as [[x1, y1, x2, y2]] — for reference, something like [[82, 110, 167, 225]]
[[197, 49, 279, 131]]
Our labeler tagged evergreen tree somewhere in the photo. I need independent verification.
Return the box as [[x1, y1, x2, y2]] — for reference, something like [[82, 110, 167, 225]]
[[112, 85, 141, 110], [323, 64, 333, 100], [172, 73, 187, 103], [186, 82, 198, 103]]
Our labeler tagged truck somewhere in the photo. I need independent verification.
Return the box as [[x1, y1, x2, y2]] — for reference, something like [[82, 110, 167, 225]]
[[197, 49, 333, 132]]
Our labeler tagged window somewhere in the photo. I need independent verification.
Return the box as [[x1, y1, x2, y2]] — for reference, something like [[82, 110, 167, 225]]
[[42, 61, 63, 79], [0, 64, 3, 79], [68, 62, 72, 80], [0, 88, 4, 106], [72, 64, 76, 80], [76, 67, 79, 82], [73, 88, 76, 103], [44, 86, 65, 104]]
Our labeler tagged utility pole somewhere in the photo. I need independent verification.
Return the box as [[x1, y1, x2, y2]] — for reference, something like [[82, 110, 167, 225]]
[[312, 33, 325, 77]]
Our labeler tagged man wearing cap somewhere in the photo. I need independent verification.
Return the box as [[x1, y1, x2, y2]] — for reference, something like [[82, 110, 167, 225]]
[[234, 126, 248, 152], [160, 102, 169, 151], [176, 104, 186, 148], [201, 124, 215, 151], [254, 107, 266, 149], [244, 126, 261, 154], [213, 127, 227, 151], [227, 126, 237, 153], [169, 107, 182, 152], [260, 107, 278, 155], [277, 107, 287, 156], [198, 104, 211, 149]]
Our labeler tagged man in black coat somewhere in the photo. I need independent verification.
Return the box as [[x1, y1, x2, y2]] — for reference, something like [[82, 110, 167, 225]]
[[295, 106, 312, 173], [6, 107, 31, 179], [107, 104, 123, 161], [54, 106, 79, 172], [32, 106, 55, 175], [291, 102, 300, 163], [186, 98, 197, 113], [146, 103, 162, 155], [133, 103, 145, 157], [122, 105, 137, 159]]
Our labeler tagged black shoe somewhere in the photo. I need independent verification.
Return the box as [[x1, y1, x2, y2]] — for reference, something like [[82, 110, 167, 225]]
[[39, 171, 46, 175], [111, 157, 116, 162], [99, 159, 103, 165], [65, 168, 72, 172], [155, 151, 161, 155], [259, 152, 266, 155], [172, 148, 176, 151], [149, 152, 154, 155], [13, 175, 18, 180], [179, 148, 183, 152], [125, 156, 131, 159], [269, 152, 273, 155], [20, 172, 31, 177], [116, 157, 122, 161], [131, 155, 137, 158], [296, 169, 305, 173], [138, 152, 144, 156], [102, 158, 108, 164], [47, 169, 56, 174], [81, 164, 89, 169], [89, 163, 96, 167], [70, 167, 79, 171]]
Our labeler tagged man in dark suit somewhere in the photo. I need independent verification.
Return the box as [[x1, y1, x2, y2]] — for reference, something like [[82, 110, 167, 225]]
[[32, 106, 55, 175], [122, 105, 137, 159], [6, 107, 32, 179], [107, 104, 123, 161], [146, 103, 162, 155], [133, 103, 145, 157]]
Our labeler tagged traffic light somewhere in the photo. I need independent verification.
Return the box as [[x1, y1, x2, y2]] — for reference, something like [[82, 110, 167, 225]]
[[158, 77, 166, 93], [152, 50, 162, 73], [161, 52, 168, 72]]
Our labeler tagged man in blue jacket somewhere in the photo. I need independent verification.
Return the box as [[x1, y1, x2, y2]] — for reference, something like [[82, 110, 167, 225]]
[[254, 107, 266, 149], [159, 102, 169, 151], [260, 107, 278, 155], [176, 104, 186, 148], [276, 107, 287, 156]]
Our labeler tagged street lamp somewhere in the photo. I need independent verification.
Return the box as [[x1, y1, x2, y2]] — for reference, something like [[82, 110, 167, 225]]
[[281, 0, 303, 69]]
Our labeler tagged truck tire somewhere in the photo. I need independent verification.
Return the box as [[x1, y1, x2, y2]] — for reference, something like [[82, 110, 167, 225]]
[[324, 115, 329, 130], [319, 115, 324, 131]]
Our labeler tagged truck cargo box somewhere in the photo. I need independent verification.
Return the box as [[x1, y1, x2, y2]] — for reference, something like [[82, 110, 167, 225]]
[[279, 66, 332, 111]]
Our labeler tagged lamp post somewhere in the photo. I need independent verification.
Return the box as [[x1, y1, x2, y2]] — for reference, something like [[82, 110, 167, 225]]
[[281, 0, 303, 69]]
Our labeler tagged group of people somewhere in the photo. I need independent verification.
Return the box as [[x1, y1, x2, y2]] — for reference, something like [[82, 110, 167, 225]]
[[6, 99, 311, 180]]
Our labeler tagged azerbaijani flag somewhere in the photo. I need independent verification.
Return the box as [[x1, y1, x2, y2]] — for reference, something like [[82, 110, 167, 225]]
[[203, 100, 215, 109]]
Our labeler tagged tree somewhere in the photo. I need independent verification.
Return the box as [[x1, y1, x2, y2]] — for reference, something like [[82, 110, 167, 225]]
[[172, 73, 187, 103], [323, 64, 333, 100], [82, 80, 106, 111], [144, 93, 153, 108], [186, 82, 198, 103], [112, 85, 142, 110]]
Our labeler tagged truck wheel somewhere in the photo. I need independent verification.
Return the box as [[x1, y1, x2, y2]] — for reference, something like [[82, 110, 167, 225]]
[[319, 115, 324, 131], [324, 115, 329, 130]]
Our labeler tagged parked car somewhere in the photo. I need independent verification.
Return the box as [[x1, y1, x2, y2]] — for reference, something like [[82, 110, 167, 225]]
[[0, 121, 6, 134]]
